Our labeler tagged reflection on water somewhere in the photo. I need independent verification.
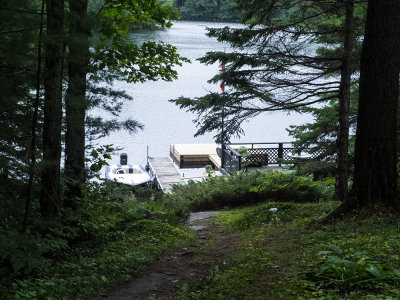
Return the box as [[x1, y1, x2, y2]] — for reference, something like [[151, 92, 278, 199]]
[[94, 21, 312, 169]]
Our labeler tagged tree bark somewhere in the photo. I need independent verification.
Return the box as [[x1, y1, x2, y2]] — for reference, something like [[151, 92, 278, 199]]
[[334, 0, 354, 203], [348, 0, 400, 211], [23, 0, 45, 230], [40, 0, 64, 219], [64, 0, 89, 204]]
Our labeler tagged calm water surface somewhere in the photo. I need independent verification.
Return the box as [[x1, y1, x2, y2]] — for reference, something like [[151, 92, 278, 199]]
[[96, 21, 312, 167]]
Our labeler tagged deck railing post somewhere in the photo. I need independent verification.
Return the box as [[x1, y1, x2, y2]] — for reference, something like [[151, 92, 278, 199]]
[[278, 143, 283, 166]]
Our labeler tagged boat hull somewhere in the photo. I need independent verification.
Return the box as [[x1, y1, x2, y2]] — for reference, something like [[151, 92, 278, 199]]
[[105, 164, 153, 186]]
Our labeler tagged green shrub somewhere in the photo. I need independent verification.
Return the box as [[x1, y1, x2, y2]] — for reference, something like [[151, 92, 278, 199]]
[[1, 219, 192, 300], [0, 181, 193, 299], [169, 171, 264, 211], [65, 181, 187, 244], [253, 171, 334, 202], [0, 229, 67, 277], [169, 171, 334, 211], [293, 160, 336, 180]]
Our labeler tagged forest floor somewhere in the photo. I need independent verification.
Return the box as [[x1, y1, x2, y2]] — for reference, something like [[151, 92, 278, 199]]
[[97, 202, 400, 300], [98, 211, 240, 300]]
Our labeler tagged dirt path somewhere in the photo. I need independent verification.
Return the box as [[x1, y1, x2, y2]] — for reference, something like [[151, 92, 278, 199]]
[[98, 211, 240, 300]]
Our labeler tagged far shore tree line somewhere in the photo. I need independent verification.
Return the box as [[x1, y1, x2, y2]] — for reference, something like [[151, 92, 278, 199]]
[[173, 0, 241, 22]]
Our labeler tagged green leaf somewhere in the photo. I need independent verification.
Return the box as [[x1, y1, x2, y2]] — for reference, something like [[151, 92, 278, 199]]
[[315, 265, 328, 277], [393, 268, 400, 278], [328, 244, 343, 255], [91, 149, 99, 159], [342, 259, 356, 267], [327, 255, 344, 264], [366, 266, 382, 278], [316, 250, 333, 256]]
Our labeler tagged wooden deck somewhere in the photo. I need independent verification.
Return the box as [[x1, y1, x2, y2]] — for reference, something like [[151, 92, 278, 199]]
[[170, 144, 222, 169], [147, 157, 184, 193]]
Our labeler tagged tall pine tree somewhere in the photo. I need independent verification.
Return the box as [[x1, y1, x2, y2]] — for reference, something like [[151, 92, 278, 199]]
[[347, 0, 400, 212], [40, 0, 64, 219], [64, 0, 90, 203]]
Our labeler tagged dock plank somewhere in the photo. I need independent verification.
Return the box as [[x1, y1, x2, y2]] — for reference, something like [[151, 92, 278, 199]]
[[148, 157, 184, 193]]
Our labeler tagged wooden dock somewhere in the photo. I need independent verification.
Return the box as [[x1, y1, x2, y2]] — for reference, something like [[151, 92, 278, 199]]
[[147, 142, 303, 191], [170, 144, 222, 169], [147, 157, 185, 193]]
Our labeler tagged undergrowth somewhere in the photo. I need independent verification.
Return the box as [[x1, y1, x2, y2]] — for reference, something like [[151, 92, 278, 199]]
[[0, 182, 194, 299], [5, 169, 397, 299]]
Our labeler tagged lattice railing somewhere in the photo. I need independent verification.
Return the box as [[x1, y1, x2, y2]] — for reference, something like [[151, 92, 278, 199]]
[[221, 143, 322, 172]]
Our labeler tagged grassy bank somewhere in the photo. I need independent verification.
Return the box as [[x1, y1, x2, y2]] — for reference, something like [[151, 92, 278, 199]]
[[177, 201, 400, 299]]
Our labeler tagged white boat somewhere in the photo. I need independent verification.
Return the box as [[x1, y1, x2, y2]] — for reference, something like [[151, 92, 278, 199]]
[[105, 164, 153, 186], [105, 153, 153, 186]]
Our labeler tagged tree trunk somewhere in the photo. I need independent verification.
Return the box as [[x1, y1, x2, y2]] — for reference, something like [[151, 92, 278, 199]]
[[23, 0, 45, 230], [64, 0, 89, 205], [348, 0, 400, 211], [334, 0, 354, 203], [40, 0, 64, 219]]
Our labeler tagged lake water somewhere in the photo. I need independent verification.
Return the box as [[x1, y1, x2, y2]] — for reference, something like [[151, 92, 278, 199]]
[[96, 20, 312, 168]]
